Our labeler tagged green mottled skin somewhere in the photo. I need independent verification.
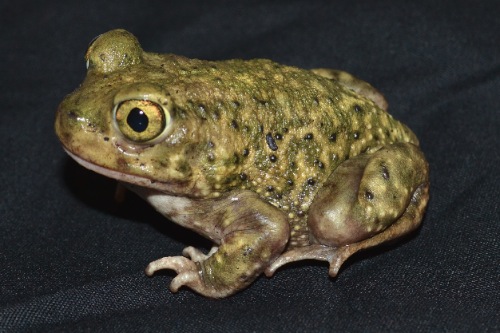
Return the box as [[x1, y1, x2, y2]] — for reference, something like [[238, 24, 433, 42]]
[[55, 30, 429, 298]]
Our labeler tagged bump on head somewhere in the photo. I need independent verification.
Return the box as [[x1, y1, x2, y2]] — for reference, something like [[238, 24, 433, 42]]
[[85, 29, 143, 73]]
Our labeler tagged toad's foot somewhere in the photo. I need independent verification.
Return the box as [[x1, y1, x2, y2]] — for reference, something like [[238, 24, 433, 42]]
[[145, 246, 219, 296], [146, 247, 219, 297], [265, 245, 348, 277]]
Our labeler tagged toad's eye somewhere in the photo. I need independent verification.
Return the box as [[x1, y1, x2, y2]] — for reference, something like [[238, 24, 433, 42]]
[[114, 99, 169, 143]]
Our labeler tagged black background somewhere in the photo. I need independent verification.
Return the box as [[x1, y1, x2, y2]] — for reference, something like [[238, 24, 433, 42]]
[[1, 0, 499, 332]]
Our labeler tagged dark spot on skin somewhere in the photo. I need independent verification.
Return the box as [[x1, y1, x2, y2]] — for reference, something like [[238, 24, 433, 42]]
[[230, 119, 239, 129], [239, 173, 248, 181], [353, 132, 360, 140], [266, 186, 274, 192], [176, 161, 192, 175], [316, 160, 324, 169], [287, 179, 294, 186], [329, 133, 337, 142], [242, 148, 249, 157], [232, 153, 240, 164], [365, 191, 374, 200], [208, 141, 215, 148], [68, 110, 78, 119], [208, 153, 215, 162], [275, 133, 283, 140], [304, 133, 314, 140], [290, 161, 296, 168], [232, 101, 240, 108], [373, 134, 380, 141], [117, 157, 128, 169], [307, 178, 316, 186], [297, 211, 305, 217], [243, 247, 253, 256], [269, 154, 277, 162], [354, 104, 362, 112], [283, 128, 289, 133], [103, 137, 109, 141], [313, 97, 320, 106], [212, 110, 220, 121], [266, 132, 278, 151], [258, 124, 264, 133], [275, 193, 283, 199], [382, 165, 390, 180]]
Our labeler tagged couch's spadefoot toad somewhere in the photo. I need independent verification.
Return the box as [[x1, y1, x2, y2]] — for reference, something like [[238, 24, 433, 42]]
[[55, 29, 429, 298]]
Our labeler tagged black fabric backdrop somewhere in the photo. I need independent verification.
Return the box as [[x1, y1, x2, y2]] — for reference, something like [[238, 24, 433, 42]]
[[1, 0, 499, 332]]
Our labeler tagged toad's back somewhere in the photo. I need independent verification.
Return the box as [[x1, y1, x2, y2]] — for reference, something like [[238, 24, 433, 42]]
[[158, 56, 418, 244]]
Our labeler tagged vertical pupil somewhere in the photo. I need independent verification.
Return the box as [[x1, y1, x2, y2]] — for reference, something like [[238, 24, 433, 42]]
[[127, 107, 149, 132]]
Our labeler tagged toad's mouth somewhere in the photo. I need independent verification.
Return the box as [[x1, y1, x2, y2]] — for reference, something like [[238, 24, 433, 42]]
[[64, 148, 170, 192]]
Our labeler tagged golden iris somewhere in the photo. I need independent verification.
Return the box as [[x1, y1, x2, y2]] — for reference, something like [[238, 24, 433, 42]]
[[114, 100, 167, 142]]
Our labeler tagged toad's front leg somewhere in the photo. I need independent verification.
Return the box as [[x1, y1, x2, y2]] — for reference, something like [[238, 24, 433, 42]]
[[145, 191, 289, 298]]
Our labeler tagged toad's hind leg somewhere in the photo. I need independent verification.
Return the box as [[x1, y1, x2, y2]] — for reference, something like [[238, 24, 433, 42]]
[[146, 191, 289, 298], [266, 142, 429, 277]]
